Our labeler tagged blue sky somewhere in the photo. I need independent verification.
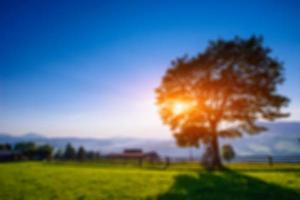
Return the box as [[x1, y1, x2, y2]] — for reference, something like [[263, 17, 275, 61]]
[[0, 0, 299, 138]]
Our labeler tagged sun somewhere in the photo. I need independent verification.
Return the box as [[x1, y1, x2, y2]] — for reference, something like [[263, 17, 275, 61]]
[[172, 102, 192, 115]]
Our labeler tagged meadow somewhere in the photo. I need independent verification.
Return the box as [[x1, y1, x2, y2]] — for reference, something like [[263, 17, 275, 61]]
[[0, 162, 300, 200]]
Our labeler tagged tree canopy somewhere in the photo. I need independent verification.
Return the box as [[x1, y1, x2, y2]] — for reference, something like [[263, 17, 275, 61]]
[[64, 143, 76, 160], [222, 144, 235, 162], [156, 36, 289, 168]]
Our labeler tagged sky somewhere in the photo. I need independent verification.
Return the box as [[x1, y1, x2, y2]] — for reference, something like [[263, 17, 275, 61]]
[[0, 0, 299, 139]]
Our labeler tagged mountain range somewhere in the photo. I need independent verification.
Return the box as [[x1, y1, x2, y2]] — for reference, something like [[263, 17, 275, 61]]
[[1, 122, 300, 158]]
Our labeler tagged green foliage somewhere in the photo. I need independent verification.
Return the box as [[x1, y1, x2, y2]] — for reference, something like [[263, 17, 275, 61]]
[[14, 142, 53, 160], [54, 149, 64, 160], [64, 143, 76, 160], [222, 144, 235, 162], [0, 162, 299, 200], [77, 146, 86, 161], [36, 144, 53, 160], [54, 144, 100, 161], [0, 143, 12, 150], [85, 151, 100, 160], [14, 142, 36, 159]]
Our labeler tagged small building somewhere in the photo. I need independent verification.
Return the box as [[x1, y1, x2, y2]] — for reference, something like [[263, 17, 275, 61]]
[[106, 148, 160, 162]]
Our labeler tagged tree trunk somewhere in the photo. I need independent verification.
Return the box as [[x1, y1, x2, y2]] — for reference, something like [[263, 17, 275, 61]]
[[210, 132, 222, 169], [201, 121, 223, 170]]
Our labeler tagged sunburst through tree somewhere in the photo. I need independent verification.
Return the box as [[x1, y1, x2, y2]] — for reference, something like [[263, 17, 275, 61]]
[[156, 36, 289, 169]]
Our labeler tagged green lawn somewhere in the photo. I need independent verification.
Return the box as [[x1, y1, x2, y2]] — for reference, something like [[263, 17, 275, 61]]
[[0, 162, 300, 200]]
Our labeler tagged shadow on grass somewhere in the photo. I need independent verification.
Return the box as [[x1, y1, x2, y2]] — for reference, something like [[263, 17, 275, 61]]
[[231, 168, 300, 173], [154, 169, 300, 200]]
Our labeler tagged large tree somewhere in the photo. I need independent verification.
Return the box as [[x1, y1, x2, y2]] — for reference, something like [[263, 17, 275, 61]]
[[156, 36, 289, 169]]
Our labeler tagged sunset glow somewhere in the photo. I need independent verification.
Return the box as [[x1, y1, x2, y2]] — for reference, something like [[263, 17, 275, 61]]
[[172, 101, 195, 115]]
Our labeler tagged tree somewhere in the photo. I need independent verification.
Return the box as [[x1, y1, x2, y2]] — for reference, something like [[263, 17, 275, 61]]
[[222, 144, 235, 162], [54, 149, 64, 160], [14, 142, 36, 159], [156, 36, 289, 169], [77, 146, 86, 161], [36, 144, 53, 160], [0, 143, 12, 150], [64, 143, 76, 160]]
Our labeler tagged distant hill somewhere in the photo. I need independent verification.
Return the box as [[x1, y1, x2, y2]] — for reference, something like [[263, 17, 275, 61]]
[[0, 122, 300, 157], [0, 133, 191, 157], [221, 122, 300, 156]]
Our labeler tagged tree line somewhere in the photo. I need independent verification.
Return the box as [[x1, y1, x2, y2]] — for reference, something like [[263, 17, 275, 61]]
[[54, 143, 101, 161], [1, 141, 235, 164], [0, 142, 100, 161]]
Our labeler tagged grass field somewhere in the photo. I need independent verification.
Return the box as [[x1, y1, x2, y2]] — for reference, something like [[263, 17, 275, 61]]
[[0, 162, 300, 200]]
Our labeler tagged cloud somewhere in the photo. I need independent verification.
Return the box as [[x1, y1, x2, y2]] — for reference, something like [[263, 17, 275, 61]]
[[274, 141, 300, 154], [248, 143, 271, 154]]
